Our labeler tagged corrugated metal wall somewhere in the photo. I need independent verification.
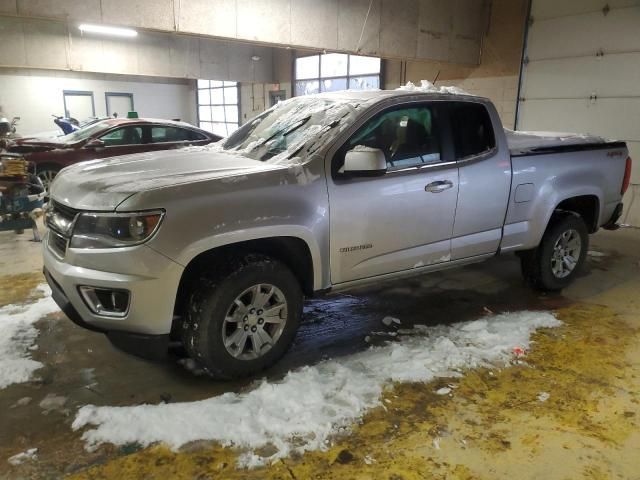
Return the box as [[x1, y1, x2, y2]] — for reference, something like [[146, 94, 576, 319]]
[[517, 0, 640, 226]]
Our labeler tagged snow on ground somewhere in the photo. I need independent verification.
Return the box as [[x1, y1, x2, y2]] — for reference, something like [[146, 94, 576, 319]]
[[72, 311, 560, 466], [0, 284, 58, 389], [7, 448, 38, 466]]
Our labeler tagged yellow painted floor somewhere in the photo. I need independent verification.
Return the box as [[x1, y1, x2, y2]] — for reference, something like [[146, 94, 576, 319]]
[[69, 288, 640, 480], [0, 227, 639, 479]]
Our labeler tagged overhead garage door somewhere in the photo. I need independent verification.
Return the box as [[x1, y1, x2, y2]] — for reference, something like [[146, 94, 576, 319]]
[[516, 0, 640, 226]]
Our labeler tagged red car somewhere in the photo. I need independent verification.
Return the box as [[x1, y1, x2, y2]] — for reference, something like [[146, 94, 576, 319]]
[[6, 118, 221, 188]]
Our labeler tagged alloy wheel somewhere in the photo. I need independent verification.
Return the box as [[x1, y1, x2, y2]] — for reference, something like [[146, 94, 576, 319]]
[[551, 228, 582, 278], [222, 283, 288, 360]]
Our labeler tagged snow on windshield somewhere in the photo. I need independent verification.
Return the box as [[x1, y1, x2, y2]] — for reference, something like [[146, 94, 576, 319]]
[[218, 96, 367, 165]]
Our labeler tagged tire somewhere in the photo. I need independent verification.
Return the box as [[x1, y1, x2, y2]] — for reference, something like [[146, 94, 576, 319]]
[[181, 253, 303, 380], [520, 213, 589, 292], [36, 165, 61, 191]]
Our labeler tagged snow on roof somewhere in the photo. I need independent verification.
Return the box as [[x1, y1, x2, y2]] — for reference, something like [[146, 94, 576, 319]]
[[396, 79, 472, 96], [303, 80, 476, 103]]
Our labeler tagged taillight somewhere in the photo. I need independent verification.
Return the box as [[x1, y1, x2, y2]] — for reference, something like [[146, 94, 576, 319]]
[[622, 156, 632, 195]]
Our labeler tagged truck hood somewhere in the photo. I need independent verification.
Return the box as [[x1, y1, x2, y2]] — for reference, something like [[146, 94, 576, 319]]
[[50, 148, 283, 210]]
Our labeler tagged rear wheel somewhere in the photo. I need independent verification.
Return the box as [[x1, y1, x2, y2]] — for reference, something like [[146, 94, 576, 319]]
[[520, 214, 589, 291], [181, 253, 303, 380]]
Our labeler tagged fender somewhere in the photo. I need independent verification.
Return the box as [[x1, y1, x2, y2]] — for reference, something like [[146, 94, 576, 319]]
[[173, 225, 325, 291]]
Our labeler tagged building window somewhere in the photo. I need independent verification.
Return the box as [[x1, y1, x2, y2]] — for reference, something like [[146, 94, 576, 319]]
[[295, 53, 381, 96], [197, 80, 239, 138]]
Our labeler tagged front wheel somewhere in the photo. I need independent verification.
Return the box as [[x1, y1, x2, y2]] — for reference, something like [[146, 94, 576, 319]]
[[182, 254, 303, 380], [520, 214, 589, 291]]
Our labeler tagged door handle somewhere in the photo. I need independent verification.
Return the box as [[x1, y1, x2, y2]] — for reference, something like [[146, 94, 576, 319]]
[[425, 180, 453, 193]]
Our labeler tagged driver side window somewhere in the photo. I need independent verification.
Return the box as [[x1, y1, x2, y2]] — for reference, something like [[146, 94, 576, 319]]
[[336, 104, 443, 173], [99, 126, 143, 146]]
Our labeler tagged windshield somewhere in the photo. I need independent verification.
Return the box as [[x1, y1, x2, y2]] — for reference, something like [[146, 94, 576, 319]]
[[57, 120, 111, 143], [222, 96, 362, 163]]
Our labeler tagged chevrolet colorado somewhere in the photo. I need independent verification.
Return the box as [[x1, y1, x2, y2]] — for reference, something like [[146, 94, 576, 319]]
[[43, 88, 632, 379]]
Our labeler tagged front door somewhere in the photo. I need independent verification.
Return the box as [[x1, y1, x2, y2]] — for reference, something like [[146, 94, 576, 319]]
[[327, 102, 459, 284]]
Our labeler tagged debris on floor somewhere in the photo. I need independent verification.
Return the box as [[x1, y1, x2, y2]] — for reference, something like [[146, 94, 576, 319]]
[[177, 358, 205, 377], [10, 397, 32, 408], [537, 391, 550, 402], [381, 316, 402, 327], [39, 394, 68, 413]]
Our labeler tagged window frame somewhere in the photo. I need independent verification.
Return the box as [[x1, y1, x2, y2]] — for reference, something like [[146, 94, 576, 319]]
[[148, 124, 207, 145], [62, 90, 95, 119], [97, 125, 145, 147], [104, 92, 134, 117], [330, 100, 455, 180], [196, 80, 240, 138], [328, 98, 500, 182], [448, 101, 498, 163], [294, 53, 383, 97]]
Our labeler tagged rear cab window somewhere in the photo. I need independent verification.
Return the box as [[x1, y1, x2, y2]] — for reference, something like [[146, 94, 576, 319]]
[[449, 102, 496, 160]]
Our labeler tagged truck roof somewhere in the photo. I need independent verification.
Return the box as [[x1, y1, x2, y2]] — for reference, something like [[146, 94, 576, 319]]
[[304, 86, 482, 104]]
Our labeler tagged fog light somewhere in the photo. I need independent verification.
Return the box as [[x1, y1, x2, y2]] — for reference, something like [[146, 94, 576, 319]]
[[79, 286, 130, 317]]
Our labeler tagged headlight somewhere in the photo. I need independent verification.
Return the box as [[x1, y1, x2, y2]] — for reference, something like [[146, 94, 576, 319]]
[[70, 210, 164, 248]]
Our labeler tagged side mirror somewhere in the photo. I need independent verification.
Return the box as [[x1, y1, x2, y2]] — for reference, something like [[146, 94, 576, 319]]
[[85, 138, 105, 149], [343, 147, 387, 176]]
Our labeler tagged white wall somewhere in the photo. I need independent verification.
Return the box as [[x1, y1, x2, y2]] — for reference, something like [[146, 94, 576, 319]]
[[0, 68, 197, 135], [517, 1, 640, 226], [239, 82, 292, 123]]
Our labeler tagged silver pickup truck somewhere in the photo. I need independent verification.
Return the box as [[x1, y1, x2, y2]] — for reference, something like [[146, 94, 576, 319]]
[[43, 89, 632, 378]]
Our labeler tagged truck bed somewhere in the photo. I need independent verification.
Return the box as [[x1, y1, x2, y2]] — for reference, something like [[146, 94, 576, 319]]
[[505, 129, 624, 156]]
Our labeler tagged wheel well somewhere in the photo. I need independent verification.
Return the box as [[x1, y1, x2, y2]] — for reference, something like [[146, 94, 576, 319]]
[[35, 163, 62, 173], [173, 236, 314, 322], [554, 195, 599, 233]]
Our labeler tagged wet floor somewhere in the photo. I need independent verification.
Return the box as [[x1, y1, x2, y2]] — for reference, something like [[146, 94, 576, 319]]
[[0, 226, 639, 479]]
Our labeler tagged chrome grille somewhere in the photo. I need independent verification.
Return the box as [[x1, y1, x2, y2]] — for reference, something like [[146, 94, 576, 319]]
[[49, 229, 68, 257], [46, 201, 79, 258], [46, 200, 79, 233]]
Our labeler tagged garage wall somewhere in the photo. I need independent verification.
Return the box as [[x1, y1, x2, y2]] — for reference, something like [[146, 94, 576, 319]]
[[1, 0, 490, 65], [239, 49, 294, 122], [385, 0, 528, 128], [0, 68, 197, 135], [0, 15, 275, 83], [516, 0, 640, 226]]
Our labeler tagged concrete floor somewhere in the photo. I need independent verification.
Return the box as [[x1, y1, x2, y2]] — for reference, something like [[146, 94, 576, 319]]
[[0, 224, 639, 479]]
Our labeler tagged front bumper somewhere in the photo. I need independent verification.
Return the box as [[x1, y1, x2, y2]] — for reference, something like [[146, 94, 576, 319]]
[[43, 230, 184, 357]]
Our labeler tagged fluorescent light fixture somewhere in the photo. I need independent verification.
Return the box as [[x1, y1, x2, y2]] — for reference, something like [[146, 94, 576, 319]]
[[79, 24, 138, 38]]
